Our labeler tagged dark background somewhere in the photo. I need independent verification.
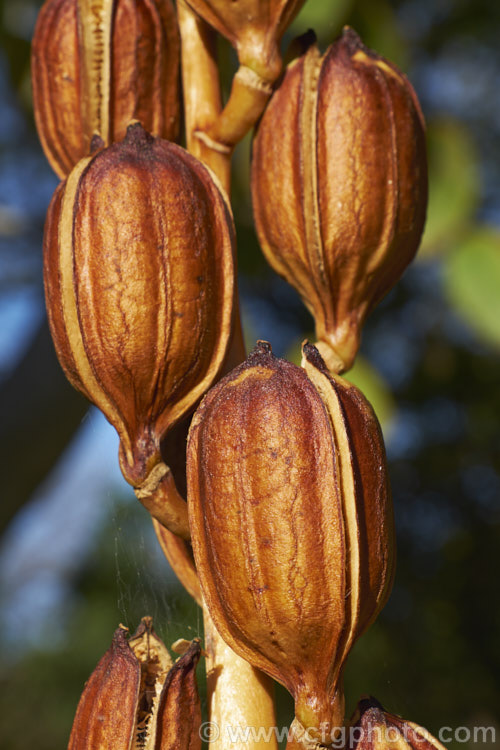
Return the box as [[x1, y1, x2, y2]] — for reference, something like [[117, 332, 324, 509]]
[[0, 0, 499, 747]]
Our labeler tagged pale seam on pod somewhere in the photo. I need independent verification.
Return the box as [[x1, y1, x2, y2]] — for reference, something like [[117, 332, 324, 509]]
[[44, 126, 237, 537], [77, 0, 114, 147], [301, 347, 361, 665], [56, 152, 129, 452], [187, 341, 394, 741], [251, 28, 427, 373]]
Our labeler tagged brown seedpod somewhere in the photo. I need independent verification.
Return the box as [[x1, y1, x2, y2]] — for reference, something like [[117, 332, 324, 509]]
[[31, 0, 180, 178], [44, 123, 236, 537], [68, 625, 142, 750], [183, 0, 305, 82], [152, 638, 202, 750], [251, 27, 428, 373], [344, 697, 447, 750], [68, 618, 202, 750], [187, 341, 395, 740]]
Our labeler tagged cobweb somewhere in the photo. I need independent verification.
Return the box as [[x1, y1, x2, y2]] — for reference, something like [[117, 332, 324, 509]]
[[111, 495, 203, 648]]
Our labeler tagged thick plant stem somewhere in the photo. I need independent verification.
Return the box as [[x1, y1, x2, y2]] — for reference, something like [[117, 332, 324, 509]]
[[177, 1, 274, 187], [200, 64, 273, 149], [134, 463, 190, 540], [153, 519, 202, 605], [178, 0, 246, 371], [179, 8, 275, 744], [177, 0, 231, 194], [204, 607, 278, 750]]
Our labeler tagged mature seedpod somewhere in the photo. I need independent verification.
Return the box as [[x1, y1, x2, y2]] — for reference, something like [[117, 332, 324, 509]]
[[68, 618, 202, 750], [183, 0, 305, 82], [44, 123, 236, 537], [32, 0, 180, 178], [344, 697, 446, 750], [187, 341, 395, 741], [251, 27, 428, 373]]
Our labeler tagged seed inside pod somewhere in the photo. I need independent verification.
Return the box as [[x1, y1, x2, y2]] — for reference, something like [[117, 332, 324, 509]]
[[67, 618, 202, 750]]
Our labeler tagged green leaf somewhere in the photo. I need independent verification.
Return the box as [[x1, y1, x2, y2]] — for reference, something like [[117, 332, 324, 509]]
[[445, 226, 500, 348], [419, 119, 480, 258]]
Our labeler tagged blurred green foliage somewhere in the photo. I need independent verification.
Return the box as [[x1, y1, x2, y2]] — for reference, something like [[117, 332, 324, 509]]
[[0, 0, 499, 749], [446, 227, 500, 349], [421, 119, 480, 257], [0, 500, 203, 750]]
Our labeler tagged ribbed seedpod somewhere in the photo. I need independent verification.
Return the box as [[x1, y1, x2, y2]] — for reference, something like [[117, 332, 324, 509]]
[[183, 0, 305, 82], [44, 123, 236, 537], [32, 0, 180, 178], [286, 696, 447, 750], [187, 341, 395, 740], [68, 618, 202, 750], [68, 625, 143, 750], [251, 27, 428, 373], [345, 697, 447, 750]]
